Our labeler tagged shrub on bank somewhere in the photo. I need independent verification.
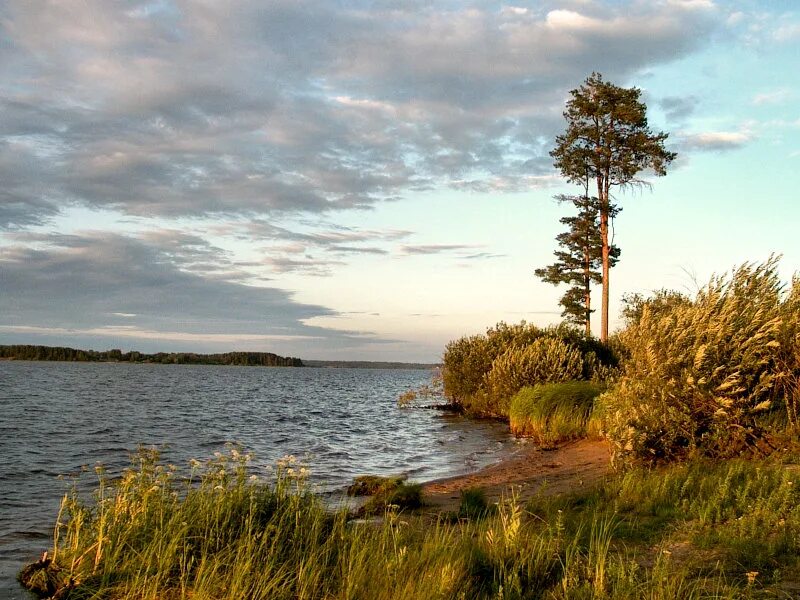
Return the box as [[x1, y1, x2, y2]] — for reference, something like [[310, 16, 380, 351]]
[[484, 339, 584, 416], [442, 322, 617, 418], [599, 258, 800, 467], [363, 481, 424, 513], [509, 381, 603, 447]]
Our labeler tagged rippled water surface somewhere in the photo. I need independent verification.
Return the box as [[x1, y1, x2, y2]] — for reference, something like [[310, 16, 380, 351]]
[[0, 361, 515, 597]]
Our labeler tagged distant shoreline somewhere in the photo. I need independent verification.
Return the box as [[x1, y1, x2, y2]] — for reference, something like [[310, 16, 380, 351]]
[[0, 344, 302, 367], [0, 345, 438, 370]]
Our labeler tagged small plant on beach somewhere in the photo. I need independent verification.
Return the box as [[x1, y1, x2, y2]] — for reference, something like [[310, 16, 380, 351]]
[[509, 381, 603, 447], [398, 370, 445, 408], [364, 481, 423, 513], [458, 487, 493, 520], [347, 474, 406, 496]]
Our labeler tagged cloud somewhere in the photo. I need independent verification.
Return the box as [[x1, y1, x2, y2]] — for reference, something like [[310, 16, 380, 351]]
[[0, 1, 724, 229], [260, 255, 346, 276], [752, 89, 791, 106], [680, 130, 754, 152], [459, 252, 507, 260], [0, 231, 381, 353], [330, 246, 389, 255], [659, 95, 700, 123], [399, 243, 482, 255], [774, 22, 800, 42]]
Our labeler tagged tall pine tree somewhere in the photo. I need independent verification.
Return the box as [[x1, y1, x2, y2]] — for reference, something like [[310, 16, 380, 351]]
[[551, 73, 675, 341]]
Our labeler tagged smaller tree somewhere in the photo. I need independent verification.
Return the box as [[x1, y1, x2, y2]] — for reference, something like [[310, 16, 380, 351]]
[[535, 194, 619, 334]]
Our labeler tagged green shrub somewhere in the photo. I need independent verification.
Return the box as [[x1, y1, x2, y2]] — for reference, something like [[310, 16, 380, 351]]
[[509, 381, 603, 447], [458, 487, 492, 520], [601, 258, 800, 467], [364, 481, 423, 513], [347, 475, 405, 496], [442, 321, 618, 418], [483, 339, 583, 416]]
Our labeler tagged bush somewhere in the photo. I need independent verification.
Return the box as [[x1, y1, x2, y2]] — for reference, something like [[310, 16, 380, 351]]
[[364, 481, 423, 513], [484, 339, 584, 416], [600, 258, 800, 467], [509, 381, 604, 447], [442, 321, 617, 417], [347, 475, 405, 496], [458, 487, 492, 520]]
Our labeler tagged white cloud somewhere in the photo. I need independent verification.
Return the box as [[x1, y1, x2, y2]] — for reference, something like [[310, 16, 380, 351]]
[[681, 130, 754, 151], [545, 10, 602, 31], [0, 0, 723, 227], [774, 22, 800, 42], [752, 89, 791, 105], [667, 0, 715, 11]]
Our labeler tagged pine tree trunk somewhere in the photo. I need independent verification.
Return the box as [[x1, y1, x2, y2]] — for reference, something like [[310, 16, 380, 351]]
[[583, 247, 591, 336], [598, 175, 610, 343]]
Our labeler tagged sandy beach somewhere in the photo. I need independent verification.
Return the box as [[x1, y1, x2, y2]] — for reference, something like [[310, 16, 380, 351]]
[[421, 438, 612, 513]]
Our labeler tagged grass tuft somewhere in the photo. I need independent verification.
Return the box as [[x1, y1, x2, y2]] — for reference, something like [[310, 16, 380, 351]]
[[509, 381, 603, 447]]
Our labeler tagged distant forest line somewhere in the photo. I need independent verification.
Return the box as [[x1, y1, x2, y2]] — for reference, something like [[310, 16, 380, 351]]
[[0, 345, 303, 367], [0, 345, 439, 369]]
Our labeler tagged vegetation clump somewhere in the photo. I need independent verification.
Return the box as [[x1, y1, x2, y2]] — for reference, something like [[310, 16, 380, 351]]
[[509, 381, 604, 448], [442, 321, 617, 418], [363, 481, 424, 513], [458, 487, 493, 520], [599, 257, 800, 467], [347, 474, 406, 497]]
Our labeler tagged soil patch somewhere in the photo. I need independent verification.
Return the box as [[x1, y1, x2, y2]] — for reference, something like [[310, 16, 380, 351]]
[[421, 438, 612, 513]]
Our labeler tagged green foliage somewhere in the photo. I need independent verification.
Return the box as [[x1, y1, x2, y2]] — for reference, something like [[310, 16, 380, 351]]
[[509, 382, 604, 447], [442, 321, 617, 418], [364, 481, 424, 513], [551, 72, 676, 342], [525, 456, 800, 595], [22, 448, 800, 599], [600, 258, 800, 467], [551, 72, 676, 189], [484, 340, 584, 416], [536, 194, 620, 333], [348, 475, 406, 496], [0, 344, 304, 366], [458, 487, 492, 520]]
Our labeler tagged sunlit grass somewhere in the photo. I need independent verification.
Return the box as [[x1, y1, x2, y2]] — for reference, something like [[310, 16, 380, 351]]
[[508, 381, 603, 447], [20, 447, 800, 599]]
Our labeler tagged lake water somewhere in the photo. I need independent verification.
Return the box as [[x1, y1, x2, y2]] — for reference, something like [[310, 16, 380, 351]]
[[0, 361, 516, 597]]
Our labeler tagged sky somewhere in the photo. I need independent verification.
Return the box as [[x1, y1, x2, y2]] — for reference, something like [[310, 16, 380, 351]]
[[1, 0, 799, 362]]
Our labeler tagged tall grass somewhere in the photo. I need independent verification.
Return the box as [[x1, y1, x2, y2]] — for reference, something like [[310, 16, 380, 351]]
[[508, 382, 603, 447], [600, 258, 800, 466], [21, 447, 800, 599]]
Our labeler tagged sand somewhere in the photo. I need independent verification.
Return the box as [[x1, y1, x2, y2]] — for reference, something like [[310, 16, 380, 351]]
[[421, 438, 612, 513]]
